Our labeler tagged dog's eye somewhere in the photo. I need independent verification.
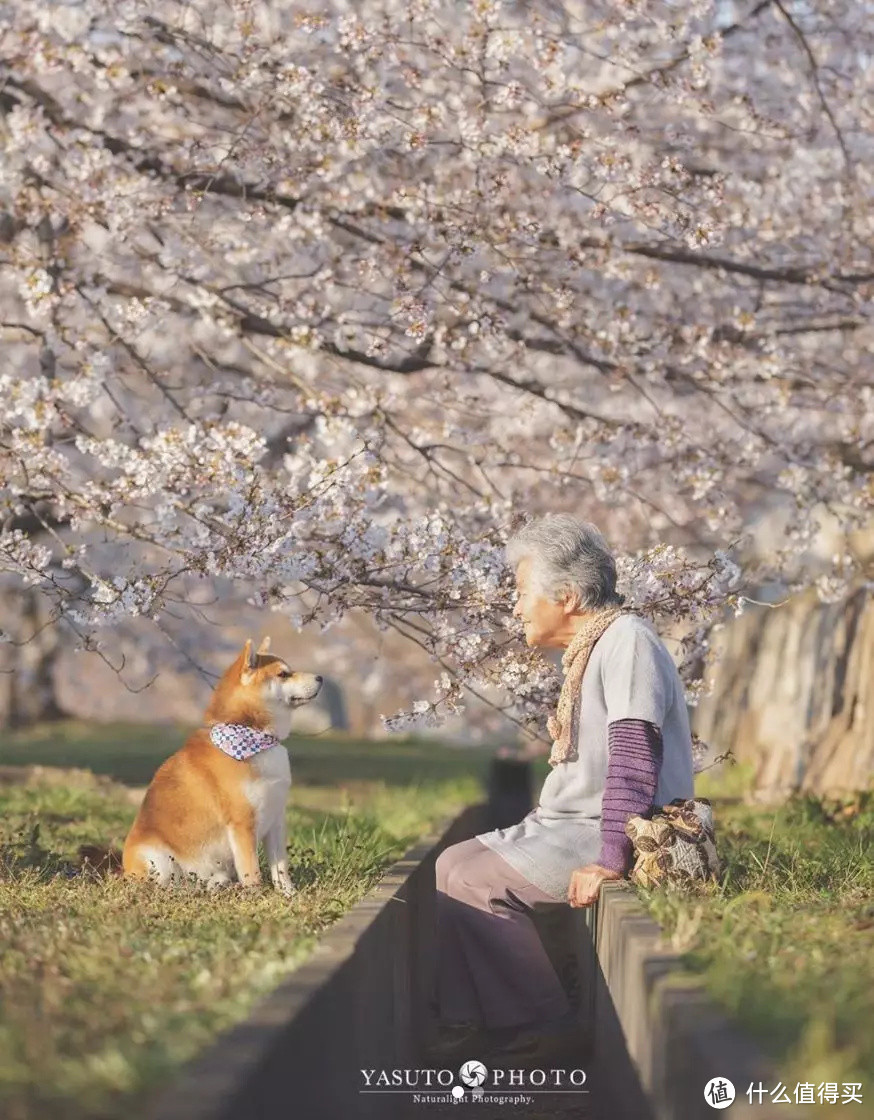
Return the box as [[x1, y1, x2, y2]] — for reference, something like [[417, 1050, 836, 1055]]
[[277, 670, 291, 679]]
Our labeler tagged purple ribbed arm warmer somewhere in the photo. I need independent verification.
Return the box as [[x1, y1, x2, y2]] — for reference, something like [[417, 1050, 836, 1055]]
[[597, 718, 664, 874]]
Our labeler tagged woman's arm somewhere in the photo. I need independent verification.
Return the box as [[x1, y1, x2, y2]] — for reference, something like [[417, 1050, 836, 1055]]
[[597, 718, 664, 874]]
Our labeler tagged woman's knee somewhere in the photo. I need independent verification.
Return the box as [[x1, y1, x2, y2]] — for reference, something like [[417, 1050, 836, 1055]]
[[435, 845, 468, 891], [435, 838, 485, 890], [441, 847, 500, 904]]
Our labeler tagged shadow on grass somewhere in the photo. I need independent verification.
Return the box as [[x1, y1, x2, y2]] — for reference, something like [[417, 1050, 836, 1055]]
[[0, 820, 75, 882], [0, 800, 412, 885]]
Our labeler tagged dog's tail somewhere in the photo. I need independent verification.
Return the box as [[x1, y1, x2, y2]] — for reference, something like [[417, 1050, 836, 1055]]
[[78, 844, 124, 876]]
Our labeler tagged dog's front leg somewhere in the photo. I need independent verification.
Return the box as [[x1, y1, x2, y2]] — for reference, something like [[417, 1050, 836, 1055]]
[[228, 820, 261, 888], [265, 812, 294, 896]]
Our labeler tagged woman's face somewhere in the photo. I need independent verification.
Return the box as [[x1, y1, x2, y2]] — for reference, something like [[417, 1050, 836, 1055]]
[[512, 556, 569, 648]]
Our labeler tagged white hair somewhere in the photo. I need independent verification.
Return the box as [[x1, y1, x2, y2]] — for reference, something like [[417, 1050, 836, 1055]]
[[506, 514, 625, 609]]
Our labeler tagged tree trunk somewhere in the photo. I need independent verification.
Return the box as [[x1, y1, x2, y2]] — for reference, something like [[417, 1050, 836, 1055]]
[[0, 586, 68, 729], [691, 582, 874, 801]]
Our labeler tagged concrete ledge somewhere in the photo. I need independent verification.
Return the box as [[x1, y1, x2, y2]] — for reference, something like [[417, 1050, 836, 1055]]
[[577, 881, 806, 1120], [145, 802, 490, 1120], [141, 790, 802, 1120]]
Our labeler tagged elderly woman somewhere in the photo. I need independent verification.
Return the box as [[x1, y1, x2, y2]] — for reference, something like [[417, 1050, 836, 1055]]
[[430, 514, 694, 1063]]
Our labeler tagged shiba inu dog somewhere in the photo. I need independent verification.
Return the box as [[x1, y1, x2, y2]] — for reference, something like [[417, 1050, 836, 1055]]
[[122, 637, 322, 893]]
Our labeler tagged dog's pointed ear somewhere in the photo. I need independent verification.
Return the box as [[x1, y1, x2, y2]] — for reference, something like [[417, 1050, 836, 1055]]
[[257, 635, 271, 656], [238, 639, 259, 685], [240, 639, 258, 676]]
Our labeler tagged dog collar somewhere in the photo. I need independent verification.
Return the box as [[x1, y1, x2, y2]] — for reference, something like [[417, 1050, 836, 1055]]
[[209, 723, 281, 761]]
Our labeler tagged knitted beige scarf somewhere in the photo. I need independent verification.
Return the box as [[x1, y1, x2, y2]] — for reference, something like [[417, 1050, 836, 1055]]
[[546, 604, 643, 768]]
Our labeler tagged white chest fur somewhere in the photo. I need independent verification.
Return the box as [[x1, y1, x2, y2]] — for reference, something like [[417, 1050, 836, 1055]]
[[244, 745, 292, 839]]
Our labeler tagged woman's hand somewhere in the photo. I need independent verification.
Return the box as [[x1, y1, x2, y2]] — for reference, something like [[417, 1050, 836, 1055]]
[[567, 863, 623, 907]]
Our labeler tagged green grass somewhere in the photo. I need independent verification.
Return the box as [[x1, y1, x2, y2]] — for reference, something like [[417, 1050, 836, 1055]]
[[5, 724, 872, 1118], [0, 724, 488, 1120], [0, 718, 492, 790], [635, 764, 874, 1118]]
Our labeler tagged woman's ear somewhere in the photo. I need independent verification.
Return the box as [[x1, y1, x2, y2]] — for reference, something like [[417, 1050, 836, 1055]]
[[562, 589, 581, 615]]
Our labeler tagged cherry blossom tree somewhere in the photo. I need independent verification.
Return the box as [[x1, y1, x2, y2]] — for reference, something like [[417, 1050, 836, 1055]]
[[1, 0, 871, 746]]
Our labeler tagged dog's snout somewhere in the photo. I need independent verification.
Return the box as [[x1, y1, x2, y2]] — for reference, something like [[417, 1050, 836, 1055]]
[[315, 675, 323, 684]]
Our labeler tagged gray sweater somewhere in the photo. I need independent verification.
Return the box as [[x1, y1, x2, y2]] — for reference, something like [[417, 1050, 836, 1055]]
[[477, 613, 695, 901]]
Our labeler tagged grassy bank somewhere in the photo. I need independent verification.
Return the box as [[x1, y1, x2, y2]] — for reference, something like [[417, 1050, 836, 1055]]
[[637, 765, 873, 1115], [0, 718, 489, 791], [0, 723, 488, 1120]]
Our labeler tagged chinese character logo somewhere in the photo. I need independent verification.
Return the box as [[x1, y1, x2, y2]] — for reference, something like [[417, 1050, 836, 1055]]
[[704, 1077, 736, 1109]]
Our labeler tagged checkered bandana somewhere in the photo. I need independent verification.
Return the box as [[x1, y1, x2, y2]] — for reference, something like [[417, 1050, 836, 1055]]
[[209, 723, 281, 761]]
